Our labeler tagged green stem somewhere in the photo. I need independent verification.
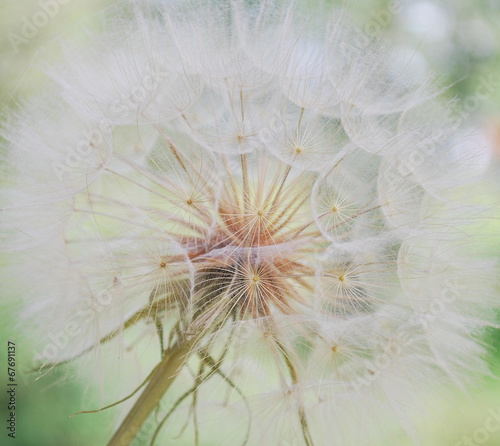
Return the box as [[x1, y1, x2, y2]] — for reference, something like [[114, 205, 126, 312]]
[[107, 339, 195, 446], [278, 341, 314, 446]]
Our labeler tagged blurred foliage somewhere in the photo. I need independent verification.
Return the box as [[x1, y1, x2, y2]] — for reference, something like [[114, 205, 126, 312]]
[[333, 0, 500, 118], [0, 0, 115, 108], [0, 1, 499, 445]]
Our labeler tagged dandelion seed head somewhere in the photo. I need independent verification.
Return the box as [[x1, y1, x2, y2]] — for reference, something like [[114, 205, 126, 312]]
[[1, 0, 498, 445]]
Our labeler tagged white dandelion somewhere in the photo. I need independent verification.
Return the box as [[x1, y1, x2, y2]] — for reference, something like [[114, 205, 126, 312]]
[[0, 1, 498, 445]]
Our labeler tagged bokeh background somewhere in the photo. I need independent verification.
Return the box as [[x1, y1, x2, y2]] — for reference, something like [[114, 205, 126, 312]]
[[0, 0, 499, 445]]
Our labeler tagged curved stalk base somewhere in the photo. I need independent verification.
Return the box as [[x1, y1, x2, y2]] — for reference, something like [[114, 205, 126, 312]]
[[107, 340, 194, 446]]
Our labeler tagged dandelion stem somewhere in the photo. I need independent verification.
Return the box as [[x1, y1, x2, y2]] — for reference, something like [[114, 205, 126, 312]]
[[278, 341, 315, 446], [107, 338, 195, 446]]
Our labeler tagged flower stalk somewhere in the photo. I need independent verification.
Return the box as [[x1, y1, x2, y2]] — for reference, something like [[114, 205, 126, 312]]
[[108, 338, 196, 446]]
